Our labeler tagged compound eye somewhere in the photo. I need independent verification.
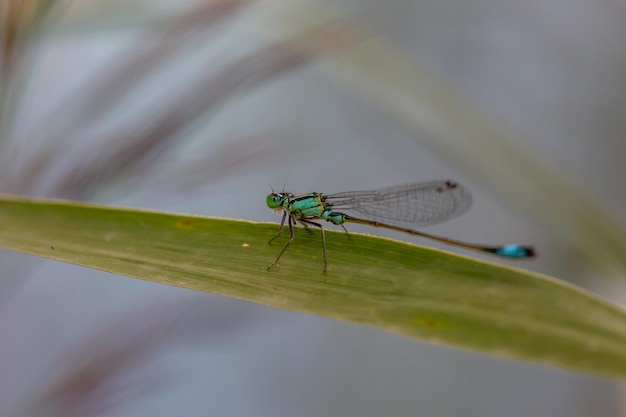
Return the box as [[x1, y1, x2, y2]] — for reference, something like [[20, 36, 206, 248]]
[[266, 193, 284, 209]]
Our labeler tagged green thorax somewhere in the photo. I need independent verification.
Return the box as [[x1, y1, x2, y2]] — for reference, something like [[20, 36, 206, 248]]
[[288, 193, 345, 225], [287, 192, 328, 218]]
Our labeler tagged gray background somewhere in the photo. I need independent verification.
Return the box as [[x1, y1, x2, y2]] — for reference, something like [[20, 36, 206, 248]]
[[1, 0, 625, 416]]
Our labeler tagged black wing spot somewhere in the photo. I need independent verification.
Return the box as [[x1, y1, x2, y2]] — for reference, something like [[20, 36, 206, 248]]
[[437, 181, 458, 192]]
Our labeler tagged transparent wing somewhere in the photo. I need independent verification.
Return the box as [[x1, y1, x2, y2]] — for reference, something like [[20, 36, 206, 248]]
[[326, 180, 472, 228]]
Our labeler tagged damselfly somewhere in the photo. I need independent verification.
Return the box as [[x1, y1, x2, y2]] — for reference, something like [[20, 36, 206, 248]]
[[266, 180, 535, 272]]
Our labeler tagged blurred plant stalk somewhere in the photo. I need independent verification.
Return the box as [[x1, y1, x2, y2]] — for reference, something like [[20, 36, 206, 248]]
[[1, 0, 64, 163], [0, 0, 314, 199]]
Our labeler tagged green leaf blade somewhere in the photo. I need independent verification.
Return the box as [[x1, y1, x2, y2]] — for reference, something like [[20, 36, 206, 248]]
[[0, 195, 625, 380]]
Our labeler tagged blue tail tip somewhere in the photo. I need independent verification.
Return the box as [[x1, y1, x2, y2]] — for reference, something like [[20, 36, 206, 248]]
[[492, 244, 537, 258]]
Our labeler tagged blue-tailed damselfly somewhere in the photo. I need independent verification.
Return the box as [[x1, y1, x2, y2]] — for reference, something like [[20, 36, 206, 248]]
[[266, 180, 535, 272]]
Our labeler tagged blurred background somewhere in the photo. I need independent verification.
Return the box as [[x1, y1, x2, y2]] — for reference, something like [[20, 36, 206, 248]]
[[1, 0, 625, 416]]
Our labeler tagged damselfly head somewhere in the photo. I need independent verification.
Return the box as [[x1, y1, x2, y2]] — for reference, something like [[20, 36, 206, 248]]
[[266, 192, 286, 209]]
